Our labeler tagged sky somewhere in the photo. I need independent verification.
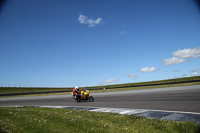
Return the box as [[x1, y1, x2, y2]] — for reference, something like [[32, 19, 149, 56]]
[[0, 0, 200, 87]]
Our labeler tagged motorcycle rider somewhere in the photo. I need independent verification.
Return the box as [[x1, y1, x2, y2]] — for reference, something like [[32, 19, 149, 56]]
[[73, 86, 82, 98]]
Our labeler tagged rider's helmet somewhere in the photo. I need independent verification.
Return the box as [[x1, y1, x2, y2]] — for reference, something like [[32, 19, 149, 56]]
[[75, 86, 79, 91]]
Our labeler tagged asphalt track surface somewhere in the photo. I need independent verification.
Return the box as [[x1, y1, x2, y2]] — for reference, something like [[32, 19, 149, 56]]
[[1, 85, 200, 113]]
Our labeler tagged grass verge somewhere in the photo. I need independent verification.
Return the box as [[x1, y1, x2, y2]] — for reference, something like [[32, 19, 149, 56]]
[[1, 76, 200, 98], [90, 81, 200, 93], [0, 87, 72, 94], [0, 107, 200, 133], [1, 81, 200, 98]]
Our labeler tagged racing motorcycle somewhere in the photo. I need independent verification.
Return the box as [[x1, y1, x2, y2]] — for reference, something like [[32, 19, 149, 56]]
[[71, 89, 94, 103]]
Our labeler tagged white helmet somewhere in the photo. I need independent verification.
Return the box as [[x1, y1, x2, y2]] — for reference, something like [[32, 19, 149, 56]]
[[75, 86, 79, 91]]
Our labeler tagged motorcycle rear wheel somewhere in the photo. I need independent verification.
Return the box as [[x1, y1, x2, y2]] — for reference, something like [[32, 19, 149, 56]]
[[76, 98, 80, 103], [76, 95, 81, 103]]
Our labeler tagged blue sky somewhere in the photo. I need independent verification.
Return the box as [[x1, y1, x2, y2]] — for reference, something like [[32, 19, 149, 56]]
[[0, 0, 200, 87]]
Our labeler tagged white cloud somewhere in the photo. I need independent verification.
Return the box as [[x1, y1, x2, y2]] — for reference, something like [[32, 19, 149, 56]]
[[183, 73, 189, 77], [99, 78, 117, 85], [172, 69, 180, 72], [84, 33, 90, 39], [78, 14, 102, 27], [192, 68, 200, 72], [119, 31, 127, 35], [162, 47, 200, 66], [162, 57, 186, 66], [128, 74, 137, 80], [140, 67, 157, 73], [173, 47, 200, 58], [173, 76, 178, 79], [192, 72, 199, 76]]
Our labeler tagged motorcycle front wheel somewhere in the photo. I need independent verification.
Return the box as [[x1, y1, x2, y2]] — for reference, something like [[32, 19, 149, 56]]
[[88, 96, 94, 102]]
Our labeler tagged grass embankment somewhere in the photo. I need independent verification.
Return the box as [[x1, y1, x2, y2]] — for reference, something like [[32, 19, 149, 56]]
[[90, 81, 200, 93], [0, 87, 73, 94], [0, 107, 199, 133], [1, 76, 200, 97], [87, 76, 200, 90]]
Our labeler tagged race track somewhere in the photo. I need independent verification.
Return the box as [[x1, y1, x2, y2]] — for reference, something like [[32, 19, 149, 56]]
[[1, 85, 200, 113]]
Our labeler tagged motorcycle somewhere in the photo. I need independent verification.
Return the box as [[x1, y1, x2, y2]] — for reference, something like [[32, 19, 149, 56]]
[[71, 89, 94, 103]]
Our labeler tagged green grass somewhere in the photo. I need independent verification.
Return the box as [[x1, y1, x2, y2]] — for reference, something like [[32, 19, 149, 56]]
[[1, 76, 200, 98], [0, 107, 199, 133], [84, 76, 200, 89], [90, 81, 200, 93], [1, 81, 200, 98], [0, 87, 73, 94]]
